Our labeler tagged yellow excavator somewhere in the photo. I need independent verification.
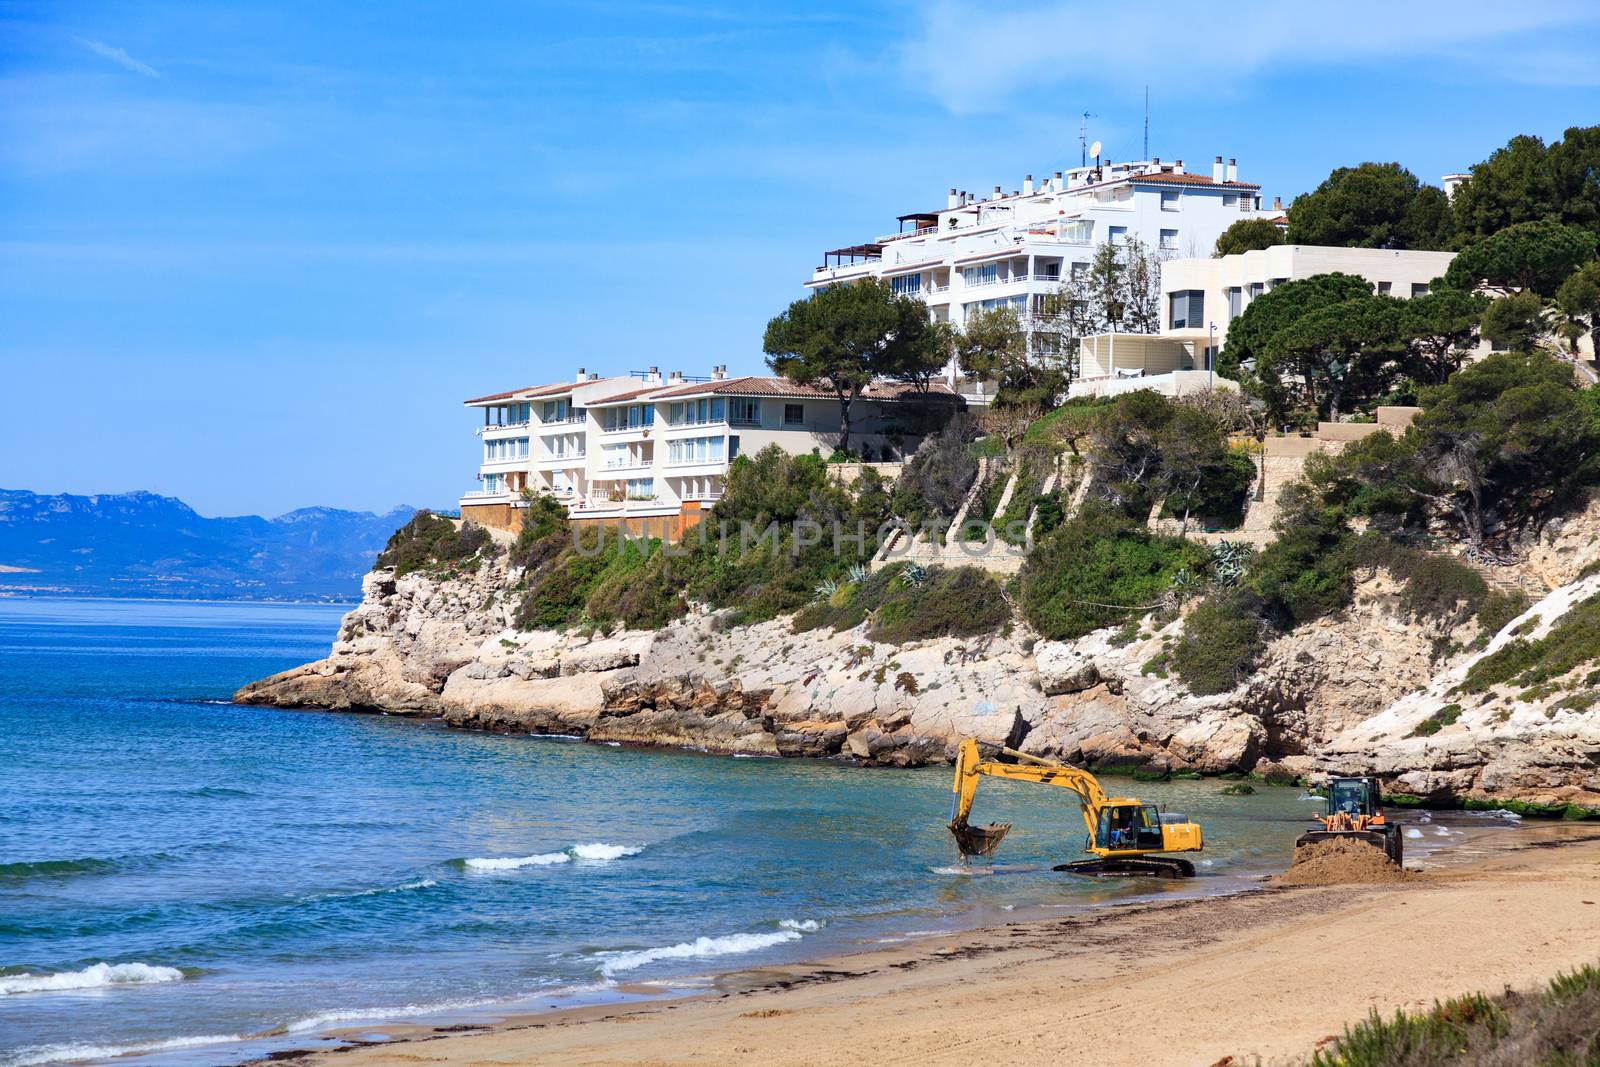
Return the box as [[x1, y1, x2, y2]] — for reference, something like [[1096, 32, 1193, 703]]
[[948, 738, 1205, 878]]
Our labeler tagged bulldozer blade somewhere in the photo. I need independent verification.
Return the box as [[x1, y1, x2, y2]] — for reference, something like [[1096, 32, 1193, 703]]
[[949, 820, 1011, 858]]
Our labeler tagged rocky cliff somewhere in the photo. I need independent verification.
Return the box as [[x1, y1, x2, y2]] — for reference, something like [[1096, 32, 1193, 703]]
[[237, 514, 1600, 811]]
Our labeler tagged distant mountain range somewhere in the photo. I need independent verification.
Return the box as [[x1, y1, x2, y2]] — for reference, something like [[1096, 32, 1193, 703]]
[[0, 489, 417, 602]]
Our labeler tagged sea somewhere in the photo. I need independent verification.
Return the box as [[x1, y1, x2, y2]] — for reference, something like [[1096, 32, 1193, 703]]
[[0, 597, 1519, 1066]]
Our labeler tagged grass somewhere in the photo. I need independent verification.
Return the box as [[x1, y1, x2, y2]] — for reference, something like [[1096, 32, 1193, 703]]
[[1410, 703, 1464, 738], [1306, 961, 1600, 1066], [1460, 593, 1600, 695]]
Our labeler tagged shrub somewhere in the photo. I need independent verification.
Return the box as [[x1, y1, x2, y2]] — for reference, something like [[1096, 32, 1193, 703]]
[[586, 551, 688, 631], [1020, 508, 1210, 641], [891, 415, 979, 532], [1170, 590, 1268, 696], [377, 512, 498, 577], [792, 564, 1009, 645], [1460, 592, 1600, 694]]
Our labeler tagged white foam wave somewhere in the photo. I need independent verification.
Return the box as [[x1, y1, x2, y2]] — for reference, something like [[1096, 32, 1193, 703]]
[[0, 962, 184, 996], [930, 865, 989, 876], [571, 843, 643, 861], [1404, 828, 1424, 838], [285, 996, 493, 1033], [360, 878, 437, 896], [10, 1033, 241, 1066], [599, 921, 818, 978], [464, 852, 570, 871], [465, 842, 642, 871], [1433, 827, 1453, 837]]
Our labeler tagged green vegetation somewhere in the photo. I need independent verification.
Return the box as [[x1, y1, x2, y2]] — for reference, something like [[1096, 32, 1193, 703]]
[[1410, 704, 1463, 738], [1459, 593, 1600, 695], [891, 416, 980, 536], [792, 563, 1008, 645], [1442, 218, 1598, 297], [1219, 783, 1256, 796], [1169, 590, 1266, 696], [951, 305, 1069, 411], [1285, 161, 1453, 251], [763, 277, 949, 451], [1213, 217, 1286, 257], [1307, 961, 1600, 1066], [1019, 507, 1210, 641], [377, 511, 498, 578]]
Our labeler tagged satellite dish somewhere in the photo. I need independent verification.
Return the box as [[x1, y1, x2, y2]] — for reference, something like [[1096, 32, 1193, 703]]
[[1089, 140, 1102, 159]]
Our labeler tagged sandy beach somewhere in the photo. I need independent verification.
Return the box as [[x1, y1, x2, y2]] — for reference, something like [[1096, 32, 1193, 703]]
[[267, 825, 1600, 1067]]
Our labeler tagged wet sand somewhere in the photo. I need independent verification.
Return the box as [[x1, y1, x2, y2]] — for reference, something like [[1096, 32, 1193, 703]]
[[266, 826, 1600, 1067]]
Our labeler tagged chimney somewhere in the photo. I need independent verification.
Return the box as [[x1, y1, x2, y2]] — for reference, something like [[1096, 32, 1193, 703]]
[[1212, 156, 1224, 183], [668, 370, 684, 384], [576, 366, 586, 383], [1053, 170, 1063, 192], [1174, 159, 1184, 174], [993, 185, 1002, 199], [645, 365, 660, 384], [1273, 195, 1283, 211], [1226, 158, 1237, 183], [713, 365, 727, 381], [947, 187, 958, 209], [1023, 174, 1034, 195], [588, 372, 599, 381]]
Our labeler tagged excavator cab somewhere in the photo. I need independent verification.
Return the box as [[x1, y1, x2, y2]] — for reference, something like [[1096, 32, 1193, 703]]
[[1328, 777, 1379, 818], [1095, 804, 1164, 852]]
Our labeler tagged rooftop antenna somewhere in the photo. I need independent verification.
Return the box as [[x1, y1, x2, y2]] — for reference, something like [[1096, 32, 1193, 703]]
[[1143, 86, 1149, 160], [1079, 111, 1095, 167]]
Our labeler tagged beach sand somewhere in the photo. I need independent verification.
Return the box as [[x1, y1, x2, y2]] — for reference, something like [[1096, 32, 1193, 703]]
[[273, 827, 1600, 1067]]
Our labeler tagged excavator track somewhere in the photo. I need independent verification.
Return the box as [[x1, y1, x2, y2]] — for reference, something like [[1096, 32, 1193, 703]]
[[1053, 856, 1196, 879]]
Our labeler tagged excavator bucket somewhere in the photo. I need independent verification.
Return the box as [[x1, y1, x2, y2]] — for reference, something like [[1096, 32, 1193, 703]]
[[949, 820, 1011, 858]]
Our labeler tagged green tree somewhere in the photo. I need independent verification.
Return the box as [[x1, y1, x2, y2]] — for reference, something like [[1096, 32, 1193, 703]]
[[1286, 163, 1451, 249], [1409, 351, 1599, 547], [1547, 125, 1600, 236], [1479, 291, 1547, 352], [1450, 134, 1561, 241], [1556, 260, 1600, 354], [1064, 237, 1164, 334], [953, 305, 1068, 410], [1400, 289, 1485, 384], [763, 278, 950, 451], [1218, 272, 1374, 384], [1258, 296, 1405, 421], [1213, 217, 1285, 257], [1442, 219, 1598, 296]]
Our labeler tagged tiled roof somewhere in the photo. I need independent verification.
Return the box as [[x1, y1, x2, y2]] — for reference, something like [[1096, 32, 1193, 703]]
[[1125, 172, 1262, 190], [647, 375, 961, 401], [462, 380, 576, 405]]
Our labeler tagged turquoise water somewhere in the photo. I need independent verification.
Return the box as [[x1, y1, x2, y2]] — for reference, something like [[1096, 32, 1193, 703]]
[[2, 597, 1386, 1065]]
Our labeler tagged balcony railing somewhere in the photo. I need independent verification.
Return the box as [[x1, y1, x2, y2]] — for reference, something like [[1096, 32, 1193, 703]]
[[477, 420, 531, 436]]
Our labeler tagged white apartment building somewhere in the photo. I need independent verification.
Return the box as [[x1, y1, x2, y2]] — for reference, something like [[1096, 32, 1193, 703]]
[[1071, 244, 1459, 397], [460, 367, 962, 532], [804, 154, 1279, 396]]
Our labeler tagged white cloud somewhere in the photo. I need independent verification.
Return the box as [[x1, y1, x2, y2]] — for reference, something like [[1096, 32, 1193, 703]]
[[74, 37, 160, 78], [900, 0, 1600, 113]]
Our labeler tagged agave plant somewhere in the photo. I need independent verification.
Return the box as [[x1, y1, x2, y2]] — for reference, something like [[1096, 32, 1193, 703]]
[[846, 562, 869, 585], [1170, 567, 1203, 601], [900, 562, 928, 588], [1211, 540, 1250, 587], [812, 577, 839, 602]]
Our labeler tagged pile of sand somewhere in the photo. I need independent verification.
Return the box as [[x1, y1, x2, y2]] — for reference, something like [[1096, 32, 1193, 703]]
[[1272, 837, 1413, 887]]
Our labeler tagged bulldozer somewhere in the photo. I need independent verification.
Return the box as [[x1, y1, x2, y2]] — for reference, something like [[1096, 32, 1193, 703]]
[[947, 738, 1204, 878], [1296, 776, 1403, 866]]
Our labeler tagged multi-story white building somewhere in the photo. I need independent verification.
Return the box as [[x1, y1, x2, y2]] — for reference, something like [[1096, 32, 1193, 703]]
[[1071, 244, 1459, 398], [804, 155, 1279, 395], [459, 367, 962, 532]]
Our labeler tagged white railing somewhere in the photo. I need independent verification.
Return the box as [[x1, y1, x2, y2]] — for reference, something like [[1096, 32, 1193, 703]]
[[460, 489, 509, 499], [477, 420, 531, 436], [538, 452, 585, 464]]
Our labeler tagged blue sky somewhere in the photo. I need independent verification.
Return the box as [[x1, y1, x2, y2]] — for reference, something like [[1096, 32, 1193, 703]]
[[4, 0, 1599, 516]]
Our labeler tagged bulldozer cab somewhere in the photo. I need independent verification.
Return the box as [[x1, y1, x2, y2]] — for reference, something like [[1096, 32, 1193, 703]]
[[1095, 804, 1164, 852], [1327, 777, 1380, 818]]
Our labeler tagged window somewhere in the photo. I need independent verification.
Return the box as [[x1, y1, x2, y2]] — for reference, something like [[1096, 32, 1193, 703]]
[[1377, 281, 1392, 295], [1108, 226, 1127, 245], [1222, 194, 1238, 208], [1071, 260, 1089, 279], [666, 436, 727, 465], [728, 397, 760, 425], [783, 403, 804, 426], [1268, 277, 1289, 290], [1411, 282, 1430, 298], [1168, 290, 1205, 330], [541, 399, 567, 423], [1247, 282, 1264, 301], [1159, 228, 1179, 250], [1061, 220, 1093, 243], [1227, 287, 1243, 321], [484, 436, 530, 461], [891, 273, 922, 295], [482, 473, 503, 494], [1160, 191, 1180, 211], [962, 263, 999, 286], [666, 398, 726, 426], [625, 478, 655, 500]]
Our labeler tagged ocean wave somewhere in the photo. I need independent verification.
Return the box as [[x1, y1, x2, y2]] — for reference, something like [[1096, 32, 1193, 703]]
[[598, 920, 818, 978], [284, 996, 492, 1033], [0, 962, 185, 996], [313, 878, 438, 900], [463, 843, 642, 871], [8, 1033, 242, 1067], [0, 857, 119, 881]]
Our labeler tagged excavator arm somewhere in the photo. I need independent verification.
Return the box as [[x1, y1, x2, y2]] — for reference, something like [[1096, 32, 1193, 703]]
[[950, 738, 1105, 847]]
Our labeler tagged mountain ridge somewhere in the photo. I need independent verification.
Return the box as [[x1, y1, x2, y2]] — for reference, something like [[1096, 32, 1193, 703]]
[[0, 488, 418, 602]]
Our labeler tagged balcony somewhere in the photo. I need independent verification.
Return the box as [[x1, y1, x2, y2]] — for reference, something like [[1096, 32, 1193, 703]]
[[537, 452, 586, 466], [478, 420, 530, 437]]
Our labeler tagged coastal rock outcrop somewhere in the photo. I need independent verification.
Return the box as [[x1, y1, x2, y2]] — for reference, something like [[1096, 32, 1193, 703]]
[[237, 523, 1600, 809]]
